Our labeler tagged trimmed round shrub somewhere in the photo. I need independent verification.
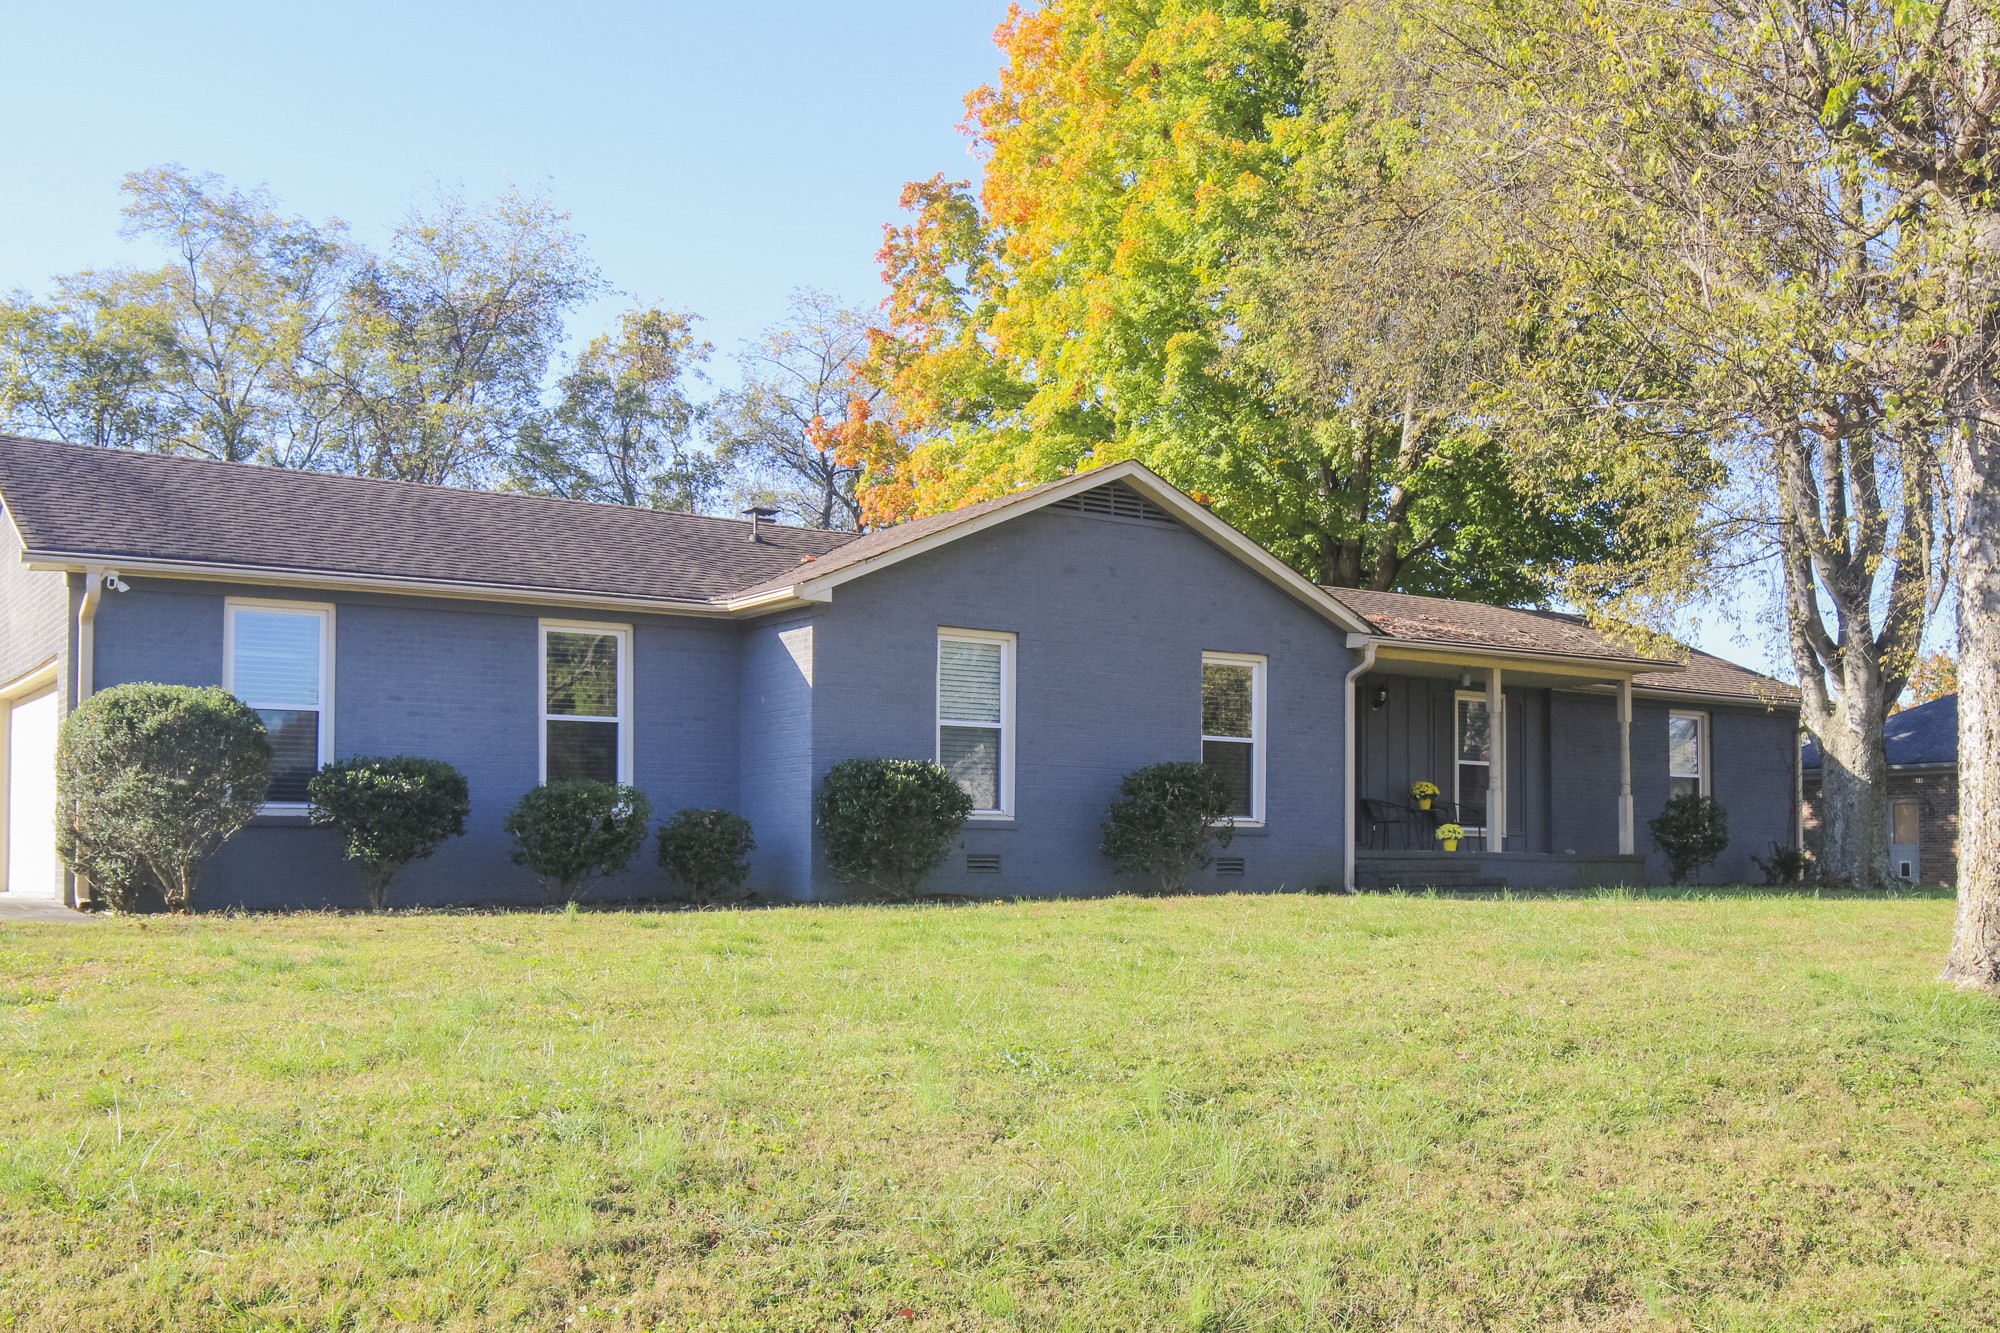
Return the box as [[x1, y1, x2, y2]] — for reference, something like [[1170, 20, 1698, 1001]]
[[55, 683, 270, 912], [657, 808, 756, 905], [815, 758, 973, 901], [504, 780, 652, 905], [308, 756, 471, 910], [1101, 761, 1237, 894], [1649, 792, 1730, 884]]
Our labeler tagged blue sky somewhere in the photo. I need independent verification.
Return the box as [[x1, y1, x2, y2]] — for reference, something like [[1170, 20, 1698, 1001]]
[[0, 1, 1002, 357], [0, 0, 1821, 670]]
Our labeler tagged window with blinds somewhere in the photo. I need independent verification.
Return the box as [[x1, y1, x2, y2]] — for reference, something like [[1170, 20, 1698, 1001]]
[[938, 629, 1014, 816], [1201, 653, 1265, 823], [225, 600, 333, 808], [541, 621, 632, 785]]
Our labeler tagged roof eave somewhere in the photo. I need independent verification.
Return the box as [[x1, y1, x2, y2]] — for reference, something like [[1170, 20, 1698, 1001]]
[[21, 550, 754, 619], [1355, 635, 1683, 677]]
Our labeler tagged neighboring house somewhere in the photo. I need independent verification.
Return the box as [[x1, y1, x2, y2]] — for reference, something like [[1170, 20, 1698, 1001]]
[[1801, 694, 1959, 885], [0, 434, 1801, 910]]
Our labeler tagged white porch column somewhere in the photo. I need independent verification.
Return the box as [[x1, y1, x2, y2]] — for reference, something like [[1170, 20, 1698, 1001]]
[[1487, 665, 1504, 852], [1617, 675, 1635, 855]]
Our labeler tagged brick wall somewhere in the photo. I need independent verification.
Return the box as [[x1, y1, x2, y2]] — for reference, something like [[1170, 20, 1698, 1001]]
[[1802, 767, 1959, 885]]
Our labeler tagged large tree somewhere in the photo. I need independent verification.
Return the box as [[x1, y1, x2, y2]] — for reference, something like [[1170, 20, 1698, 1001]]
[[843, 0, 1642, 599], [0, 167, 349, 467], [713, 288, 873, 530], [1418, 0, 1951, 886], [322, 188, 599, 486], [1423, 1, 1974, 932], [510, 306, 719, 511]]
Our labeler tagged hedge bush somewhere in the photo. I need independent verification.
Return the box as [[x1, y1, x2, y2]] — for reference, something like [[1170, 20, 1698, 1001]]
[[55, 683, 270, 912], [307, 756, 471, 910], [503, 780, 652, 905], [657, 808, 756, 905], [1649, 792, 1730, 884], [815, 758, 973, 901], [1100, 761, 1237, 894]]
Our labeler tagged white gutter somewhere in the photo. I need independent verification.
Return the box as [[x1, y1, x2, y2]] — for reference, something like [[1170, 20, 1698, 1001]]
[[1343, 634, 1379, 893], [76, 564, 104, 704]]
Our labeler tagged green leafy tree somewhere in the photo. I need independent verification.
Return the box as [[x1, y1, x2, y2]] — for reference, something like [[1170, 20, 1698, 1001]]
[[325, 187, 600, 486], [713, 288, 872, 530], [1100, 761, 1237, 894], [1, 166, 349, 465], [656, 808, 756, 905], [307, 756, 471, 910], [840, 0, 1643, 601], [815, 758, 973, 901], [55, 683, 270, 912], [503, 780, 652, 905], [511, 305, 720, 510]]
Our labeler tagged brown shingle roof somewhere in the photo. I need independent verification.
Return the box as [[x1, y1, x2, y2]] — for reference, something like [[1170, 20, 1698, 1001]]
[[0, 435, 856, 607], [1324, 586, 1680, 667], [1634, 650, 1801, 705], [1324, 585, 1797, 704]]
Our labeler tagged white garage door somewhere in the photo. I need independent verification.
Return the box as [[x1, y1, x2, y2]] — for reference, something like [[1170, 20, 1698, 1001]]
[[6, 689, 60, 900]]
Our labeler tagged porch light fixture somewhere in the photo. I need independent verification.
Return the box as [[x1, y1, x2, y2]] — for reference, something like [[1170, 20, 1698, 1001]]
[[1371, 684, 1389, 711], [1460, 670, 1473, 688]]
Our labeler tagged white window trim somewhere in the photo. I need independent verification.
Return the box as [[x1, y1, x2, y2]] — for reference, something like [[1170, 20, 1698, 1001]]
[[1669, 708, 1710, 799], [937, 628, 1016, 820], [1202, 651, 1267, 828], [224, 598, 335, 814], [1453, 689, 1500, 838], [539, 620, 635, 786]]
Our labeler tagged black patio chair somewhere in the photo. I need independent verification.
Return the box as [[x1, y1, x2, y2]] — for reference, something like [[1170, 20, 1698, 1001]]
[[1358, 797, 1420, 850]]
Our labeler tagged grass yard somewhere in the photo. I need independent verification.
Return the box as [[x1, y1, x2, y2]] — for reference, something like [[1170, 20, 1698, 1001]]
[[2, 890, 1997, 1331]]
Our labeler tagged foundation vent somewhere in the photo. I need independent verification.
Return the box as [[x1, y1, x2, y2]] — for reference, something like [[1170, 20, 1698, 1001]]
[[966, 853, 1003, 874], [1214, 856, 1246, 877]]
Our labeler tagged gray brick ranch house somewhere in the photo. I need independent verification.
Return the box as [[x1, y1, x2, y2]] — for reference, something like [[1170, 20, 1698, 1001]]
[[0, 434, 1802, 909]]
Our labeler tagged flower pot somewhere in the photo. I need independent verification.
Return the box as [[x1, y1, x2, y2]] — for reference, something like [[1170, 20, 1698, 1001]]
[[1441, 838, 1459, 852], [1418, 798, 1433, 810]]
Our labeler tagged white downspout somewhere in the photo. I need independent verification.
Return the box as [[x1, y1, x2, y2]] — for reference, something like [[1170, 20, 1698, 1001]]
[[1487, 665, 1505, 852], [1343, 635, 1378, 892], [76, 564, 104, 705], [1617, 675, 1635, 855], [67, 565, 105, 909]]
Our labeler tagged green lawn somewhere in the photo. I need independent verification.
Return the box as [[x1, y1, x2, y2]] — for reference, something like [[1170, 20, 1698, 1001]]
[[2, 890, 1995, 1331]]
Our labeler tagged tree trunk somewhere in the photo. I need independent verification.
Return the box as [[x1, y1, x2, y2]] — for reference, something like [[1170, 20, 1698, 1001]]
[[1805, 682, 1892, 888], [1945, 397, 2000, 989]]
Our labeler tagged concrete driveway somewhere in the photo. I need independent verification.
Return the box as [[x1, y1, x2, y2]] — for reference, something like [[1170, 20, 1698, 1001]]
[[0, 897, 96, 923]]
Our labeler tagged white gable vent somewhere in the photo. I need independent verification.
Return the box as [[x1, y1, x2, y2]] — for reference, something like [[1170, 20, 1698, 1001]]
[[1050, 482, 1175, 526], [1214, 856, 1246, 877], [966, 853, 1002, 874]]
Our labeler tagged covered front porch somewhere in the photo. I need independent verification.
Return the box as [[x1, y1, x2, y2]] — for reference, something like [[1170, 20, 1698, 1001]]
[[1344, 640, 1655, 889]]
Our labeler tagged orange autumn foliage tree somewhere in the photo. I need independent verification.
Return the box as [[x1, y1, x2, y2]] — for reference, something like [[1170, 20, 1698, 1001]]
[[836, 0, 1638, 603], [838, 1, 1303, 529]]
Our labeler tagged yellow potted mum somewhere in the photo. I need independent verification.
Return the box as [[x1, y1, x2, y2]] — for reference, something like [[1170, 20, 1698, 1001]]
[[1410, 780, 1439, 811], [1435, 823, 1465, 853]]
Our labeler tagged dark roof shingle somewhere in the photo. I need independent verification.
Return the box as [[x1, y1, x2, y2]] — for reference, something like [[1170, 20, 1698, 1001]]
[[1324, 586, 1679, 667], [1803, 692, 1956, 771], [0, 435, 856, 606], [1325, 585, 1798, 704]]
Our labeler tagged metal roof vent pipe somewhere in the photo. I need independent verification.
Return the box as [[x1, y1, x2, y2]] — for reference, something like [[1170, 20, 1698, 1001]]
[[741, 506, 778, 543]]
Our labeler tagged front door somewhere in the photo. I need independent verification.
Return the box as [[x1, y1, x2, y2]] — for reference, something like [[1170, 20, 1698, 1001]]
[[1890, 799, 1920, 884], [5, 689, 60, 900]]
